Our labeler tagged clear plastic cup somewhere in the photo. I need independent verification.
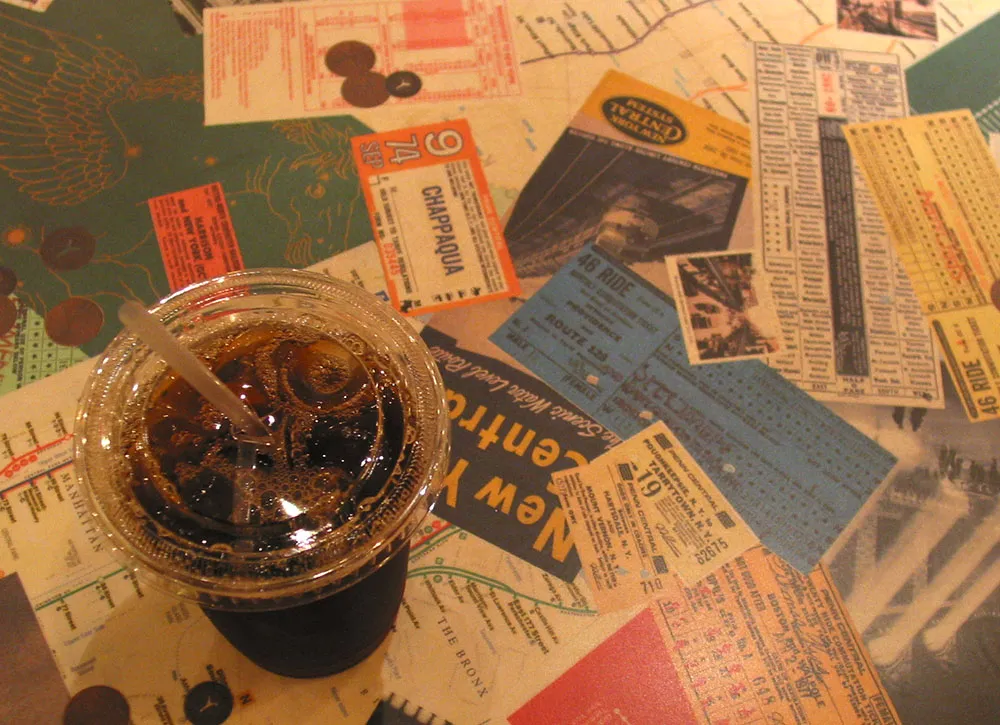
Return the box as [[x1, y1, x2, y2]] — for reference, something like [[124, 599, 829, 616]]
[[74, 269, 450, 678]]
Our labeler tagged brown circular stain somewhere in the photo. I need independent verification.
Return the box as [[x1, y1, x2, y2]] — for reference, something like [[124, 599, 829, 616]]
[[341, 71, 390, 108], [992, 279, 1000, 312], [41, 227, 96, 271], [325, 40, 376, 77], [63, 685, 130, 725], [0, 296, 16, 337], [45, 297, 104, 347], [386, 70, 422, 98], [0, 266, 17, 296]]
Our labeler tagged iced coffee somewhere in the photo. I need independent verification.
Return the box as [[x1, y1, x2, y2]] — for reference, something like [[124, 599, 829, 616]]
[[75, 269, 450, 678]]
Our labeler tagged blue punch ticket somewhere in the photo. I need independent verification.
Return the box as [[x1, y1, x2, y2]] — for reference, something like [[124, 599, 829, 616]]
[[491, 244, 896, 573]]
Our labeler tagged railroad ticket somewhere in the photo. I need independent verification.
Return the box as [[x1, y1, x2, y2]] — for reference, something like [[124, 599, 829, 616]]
[[309, 241, 389, 302], [553, 421, 756, 612], [352, 119, 519, 316], [845, 110, 1000, 422], [491, 242, 897, 574], [147, 182, 244, 292], [650, 547, 902, 724], [512, 547, 902, 725]]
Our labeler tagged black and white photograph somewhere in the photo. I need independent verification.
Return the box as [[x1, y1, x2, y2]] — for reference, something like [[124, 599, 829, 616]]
[[828, 372, 1000, 724], [667, 251, 782, 364], [837, 0, 938, 40]]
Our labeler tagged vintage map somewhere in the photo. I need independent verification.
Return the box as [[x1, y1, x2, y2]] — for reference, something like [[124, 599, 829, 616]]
[[378, 0, 994, 193]]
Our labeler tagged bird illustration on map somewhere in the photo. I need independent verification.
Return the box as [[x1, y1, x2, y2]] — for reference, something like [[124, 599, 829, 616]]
[[0, 7, 372, 363], [0, 13, 201, 206], [236, 119, 370, 266], [0, 11, 201, 356]]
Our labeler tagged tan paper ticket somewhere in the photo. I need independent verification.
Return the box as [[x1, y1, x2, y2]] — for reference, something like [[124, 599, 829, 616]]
[[845, 110, 1000, 422], [552, 421, 757, 613], [352, 119, 519, 316], [308, 241, 389, 301]]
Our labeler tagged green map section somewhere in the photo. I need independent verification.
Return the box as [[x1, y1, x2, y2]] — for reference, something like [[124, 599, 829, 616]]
[[907, 11, 1000, 136], [0, 297, 88, 396], [408, 523, 597, 616], [0, 0, 374, 378]]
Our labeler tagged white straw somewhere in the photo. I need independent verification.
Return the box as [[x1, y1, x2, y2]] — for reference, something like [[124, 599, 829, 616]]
[[118, 301, 272, 443]]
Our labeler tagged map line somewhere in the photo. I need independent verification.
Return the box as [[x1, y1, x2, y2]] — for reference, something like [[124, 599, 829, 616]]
[[408, 564, 597, 615], [0, 460, 72, 495], [520, 0, 719, 66], [799, 23, 834, 45], [688, 82, 748, 102], [0, 433, 73, 480], [34, 565, 127, 612]]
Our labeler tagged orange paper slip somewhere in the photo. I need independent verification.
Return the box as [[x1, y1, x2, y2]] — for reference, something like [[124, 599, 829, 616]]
[[352, 119, 519, 316], [148, 182, 244, 292], [651, 546, 902, 724]]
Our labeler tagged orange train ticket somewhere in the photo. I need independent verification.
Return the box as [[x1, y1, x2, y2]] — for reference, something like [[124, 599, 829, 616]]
[[352, 119, 519, 316], [148, 182, 244, 292], [652, 545, 901, 724], [845, 110, 1000, 423]]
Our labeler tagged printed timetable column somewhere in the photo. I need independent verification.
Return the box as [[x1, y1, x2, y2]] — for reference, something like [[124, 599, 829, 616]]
[[751, 43, 942, 408], [841, 56, 939, 401], [755, 43, 832, 385]]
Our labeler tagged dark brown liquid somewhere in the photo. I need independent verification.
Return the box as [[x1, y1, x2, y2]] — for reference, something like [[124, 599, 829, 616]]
[[129, 323, 413, 677], [204, 542, 409, 678]]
